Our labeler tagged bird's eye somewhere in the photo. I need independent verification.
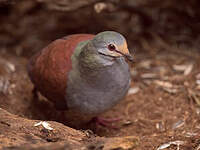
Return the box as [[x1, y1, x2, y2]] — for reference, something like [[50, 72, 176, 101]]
[[108, 44, 116, 51]]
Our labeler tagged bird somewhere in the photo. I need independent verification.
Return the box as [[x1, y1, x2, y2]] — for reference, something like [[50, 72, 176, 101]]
[[27, 31, 133, 128]]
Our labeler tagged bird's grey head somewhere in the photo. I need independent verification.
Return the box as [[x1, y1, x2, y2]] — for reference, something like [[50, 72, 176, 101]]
[[91, 31, 133, 62]]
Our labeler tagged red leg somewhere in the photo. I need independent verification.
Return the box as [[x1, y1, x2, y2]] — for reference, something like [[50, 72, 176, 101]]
[[92, 117, 121, 129]]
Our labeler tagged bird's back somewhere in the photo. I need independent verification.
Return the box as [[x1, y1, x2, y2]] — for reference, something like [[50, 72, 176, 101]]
[[27, 34, 94, 108]]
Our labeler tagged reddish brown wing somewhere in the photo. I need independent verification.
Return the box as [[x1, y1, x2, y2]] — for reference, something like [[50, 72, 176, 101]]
[[28, 34, 94, 107]]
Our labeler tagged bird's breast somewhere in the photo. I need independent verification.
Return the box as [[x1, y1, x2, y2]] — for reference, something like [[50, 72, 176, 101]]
[[66, 58, 131, 115]]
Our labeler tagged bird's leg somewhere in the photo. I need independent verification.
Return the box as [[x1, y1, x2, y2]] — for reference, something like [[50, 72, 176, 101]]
[[92, 117, 121, 129]]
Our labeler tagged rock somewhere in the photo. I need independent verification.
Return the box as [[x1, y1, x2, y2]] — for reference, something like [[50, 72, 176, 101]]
[[0, 108, 138, 150], [0, 108, 86, 148]]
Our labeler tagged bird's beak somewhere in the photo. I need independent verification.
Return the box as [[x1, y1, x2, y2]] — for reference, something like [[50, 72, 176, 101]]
[[123, 53, 134, 62], [115, 48, 134, 63]]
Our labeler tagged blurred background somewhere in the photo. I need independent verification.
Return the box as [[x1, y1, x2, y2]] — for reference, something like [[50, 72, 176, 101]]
[[1, 0, 200, 57]]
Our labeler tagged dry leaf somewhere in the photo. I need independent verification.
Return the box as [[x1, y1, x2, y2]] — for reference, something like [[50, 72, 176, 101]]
[[128, 87, 140, 95], [34, 121, 53, 130]]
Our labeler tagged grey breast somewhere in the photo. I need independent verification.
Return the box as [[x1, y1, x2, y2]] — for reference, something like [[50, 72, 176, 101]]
[[66, 57, 131, 116]]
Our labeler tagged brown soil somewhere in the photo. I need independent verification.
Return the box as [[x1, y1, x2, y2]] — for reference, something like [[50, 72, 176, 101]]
[[0, 44, 200, 149]]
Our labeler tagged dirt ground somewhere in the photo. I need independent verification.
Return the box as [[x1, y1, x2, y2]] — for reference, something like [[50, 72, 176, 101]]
[[0, 40, 200, 149], [0, 1, 200, 149]]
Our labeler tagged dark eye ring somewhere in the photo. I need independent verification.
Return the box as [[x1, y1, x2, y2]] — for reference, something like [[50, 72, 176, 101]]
[[108, 44, 116, 51]]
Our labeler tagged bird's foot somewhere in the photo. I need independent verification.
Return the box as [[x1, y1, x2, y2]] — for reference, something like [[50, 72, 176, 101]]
[[92, 117, 121, 129]]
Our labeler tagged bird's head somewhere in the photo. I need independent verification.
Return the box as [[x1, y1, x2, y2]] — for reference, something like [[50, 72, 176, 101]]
[[91, 31, 133, 62]]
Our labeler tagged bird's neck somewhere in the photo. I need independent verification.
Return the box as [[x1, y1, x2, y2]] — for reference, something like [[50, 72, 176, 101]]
[[78, 41, 115, 76], [70, 40, 116, 85], [78, 41, 114, 71]]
